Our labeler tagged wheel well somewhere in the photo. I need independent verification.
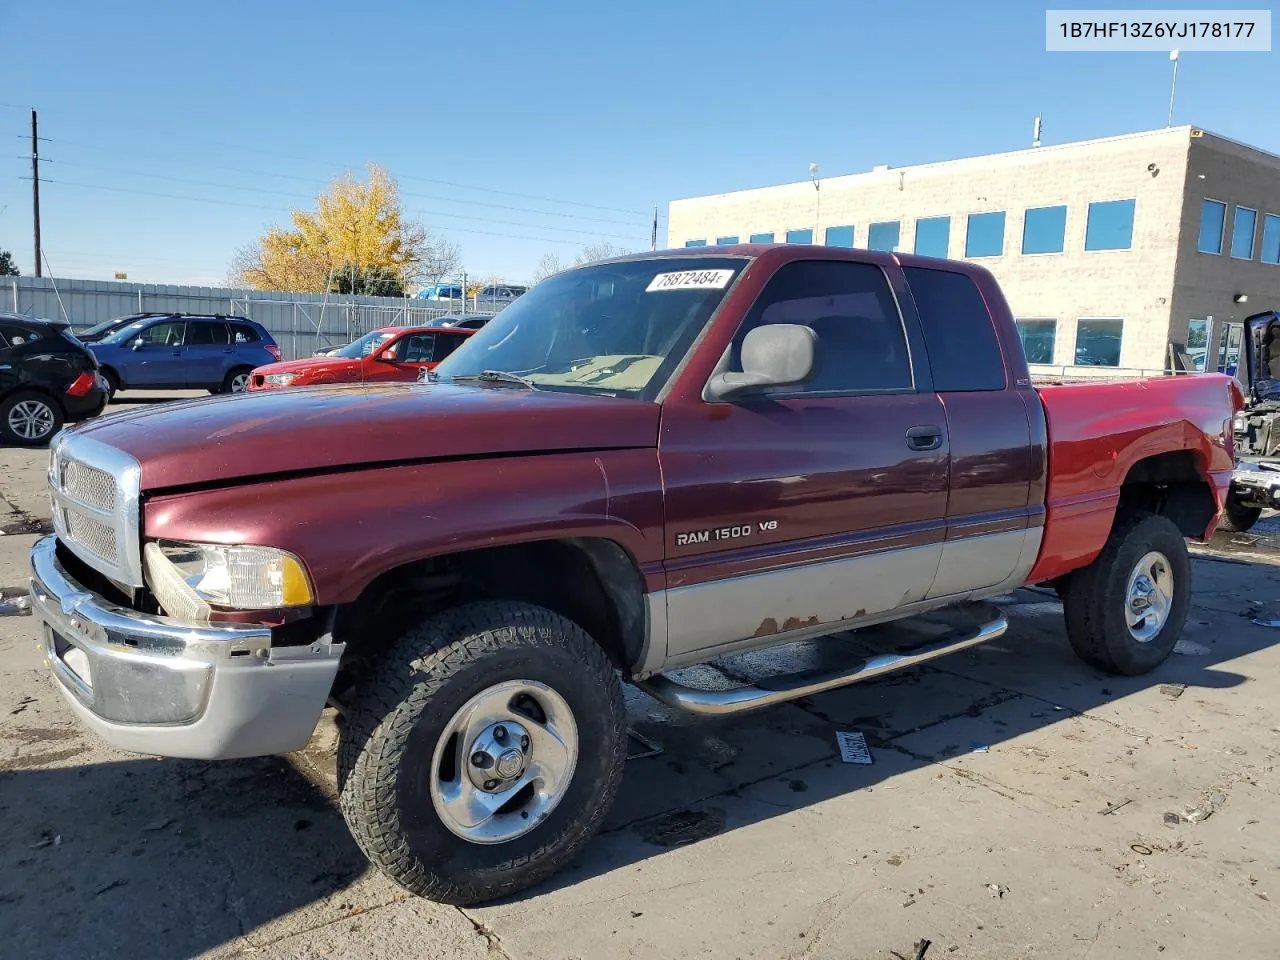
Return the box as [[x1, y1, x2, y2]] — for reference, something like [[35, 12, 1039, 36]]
[[99, 366, 120, 388], [1116, 450, 1216, 537], [330, 538, 647, 692], [5, 384, 64, 412]]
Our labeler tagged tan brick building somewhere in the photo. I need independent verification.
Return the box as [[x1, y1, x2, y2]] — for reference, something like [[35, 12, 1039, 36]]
[[666, 126, 1280, 376]]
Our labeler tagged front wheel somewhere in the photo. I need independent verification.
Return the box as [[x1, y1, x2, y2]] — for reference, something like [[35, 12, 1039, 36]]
[[1218, 494, 1262, 534], [337, 601, 626, 905], [1061, 513, 1190, 675]]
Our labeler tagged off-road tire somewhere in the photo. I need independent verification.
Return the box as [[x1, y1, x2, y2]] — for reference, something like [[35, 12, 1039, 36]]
[[1061, 513, 1190, 675], [337, 600, 627, 905], [1217, 496, 1262, 534], [0, 390, 64, 446]]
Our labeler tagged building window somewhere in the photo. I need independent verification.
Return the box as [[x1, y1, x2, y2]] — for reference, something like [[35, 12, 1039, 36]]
[[1231, 206, 1257, 259], [1022, 205, 1067, 254], [1217, 322, 1243, 375], [1263, 214, 1280, 265], [785, 228, 813, 244], [716, 235, 739, 245], [1186, 319, 1209, 371], [965, 212, 1005, 258], [1075, 319, 1123, 367], [868, 221, 900, 252], [1084, 199, 1136, 251], [913, 217, 950, 258], [684, 239, 707, 247], [1197, 199, 1226, 254], [824, 225, 855, 247], [1015, 319, 1057, 365], [749, 232, 775, 243]]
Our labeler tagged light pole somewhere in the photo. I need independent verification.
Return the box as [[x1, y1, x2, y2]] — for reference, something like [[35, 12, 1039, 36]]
[[809, 162, 820, 241], [1167, 49, 1180, 127]]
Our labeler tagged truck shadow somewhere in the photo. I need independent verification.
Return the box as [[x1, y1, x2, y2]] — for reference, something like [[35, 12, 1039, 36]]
[[503, 552, 1280, 906], [0, 748, 372, 960], [0, 556, 1275, 955]]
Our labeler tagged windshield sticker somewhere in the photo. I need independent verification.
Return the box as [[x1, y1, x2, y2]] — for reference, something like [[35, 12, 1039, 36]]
[[645, 269, 735, 293]]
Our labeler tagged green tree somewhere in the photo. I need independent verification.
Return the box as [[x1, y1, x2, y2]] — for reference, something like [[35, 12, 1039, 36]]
[[0, 249, 18, 276]]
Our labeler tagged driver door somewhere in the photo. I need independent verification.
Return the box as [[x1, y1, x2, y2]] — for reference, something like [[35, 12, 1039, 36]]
[[124, 320, 188, 386]]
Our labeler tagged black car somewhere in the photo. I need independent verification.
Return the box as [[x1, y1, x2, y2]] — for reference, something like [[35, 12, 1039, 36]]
[[0, 313, 108, 446]]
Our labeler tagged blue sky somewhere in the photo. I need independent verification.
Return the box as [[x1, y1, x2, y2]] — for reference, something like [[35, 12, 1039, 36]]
[[0, 0, 1275, 286]]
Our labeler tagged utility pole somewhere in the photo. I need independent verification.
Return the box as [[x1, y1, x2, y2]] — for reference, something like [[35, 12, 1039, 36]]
[[651, 206, 658, 250], [31, 109, 41, 278]]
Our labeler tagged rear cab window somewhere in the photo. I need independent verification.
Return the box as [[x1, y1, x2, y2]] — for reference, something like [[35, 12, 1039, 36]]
[[902, 266, 1006, 391]]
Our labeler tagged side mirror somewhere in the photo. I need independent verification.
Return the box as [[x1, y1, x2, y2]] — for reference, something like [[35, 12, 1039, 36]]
[[130, 338, 145, 351], [705, 323, 816, 401], [374, 349, 398, 363]]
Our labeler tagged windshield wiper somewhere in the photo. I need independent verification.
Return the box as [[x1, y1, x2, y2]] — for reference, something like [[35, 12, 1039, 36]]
[[450, 369, 538, 389]]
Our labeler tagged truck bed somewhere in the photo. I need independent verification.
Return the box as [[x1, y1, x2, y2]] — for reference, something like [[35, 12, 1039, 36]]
[[1027, 373, 1239, 584]]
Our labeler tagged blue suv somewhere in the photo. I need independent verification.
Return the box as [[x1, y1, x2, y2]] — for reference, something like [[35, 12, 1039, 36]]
[[87, 314, 280, 397]]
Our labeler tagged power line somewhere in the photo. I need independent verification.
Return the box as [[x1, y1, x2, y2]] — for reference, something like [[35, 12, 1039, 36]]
[[29, 178, 648, 248], [33, 154, 654, 227], [34, 129, 661, 218]]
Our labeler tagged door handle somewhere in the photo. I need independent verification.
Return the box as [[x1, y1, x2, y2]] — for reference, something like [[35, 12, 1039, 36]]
[[905, 425, 943, 452]]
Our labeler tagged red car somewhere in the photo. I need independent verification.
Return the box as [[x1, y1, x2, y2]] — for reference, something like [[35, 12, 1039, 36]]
[[247, 325, 473, 391]]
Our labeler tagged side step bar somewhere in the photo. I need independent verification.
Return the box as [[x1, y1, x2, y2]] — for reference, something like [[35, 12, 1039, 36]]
[[638, 608, 1008, 717]]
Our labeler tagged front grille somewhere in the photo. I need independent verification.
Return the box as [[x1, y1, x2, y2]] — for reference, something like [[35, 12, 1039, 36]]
[[49, 433, 144, 588], [63, 510, 118, 563], [60, 460, 116, 512]]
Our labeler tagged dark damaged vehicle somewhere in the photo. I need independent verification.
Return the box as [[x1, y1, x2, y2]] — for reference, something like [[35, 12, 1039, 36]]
[[1220, 310, 1280, 531], [30, 245, 1238, 905]]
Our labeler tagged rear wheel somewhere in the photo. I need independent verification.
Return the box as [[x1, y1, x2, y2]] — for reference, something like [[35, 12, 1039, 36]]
[[220, 367, 253, 394], [0, 391, 64, 446], [100, 368, 120, 402], [337, 601, 626, 905], [1061, 513, 1190, 675], [1218, 494, 1262, 534]]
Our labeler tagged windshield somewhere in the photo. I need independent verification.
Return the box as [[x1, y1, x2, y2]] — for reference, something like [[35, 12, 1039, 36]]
[[333, 330, 396, 359], [433, 257, 747, 398], [99, 319, 154, 344], [81, 315, 146, 338]]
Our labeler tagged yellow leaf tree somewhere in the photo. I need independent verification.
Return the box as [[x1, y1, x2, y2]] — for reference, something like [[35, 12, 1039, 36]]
[[230, 163, 459, 294]]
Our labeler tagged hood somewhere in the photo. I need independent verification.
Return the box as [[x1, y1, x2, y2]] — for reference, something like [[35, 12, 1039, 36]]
[[71, 383, 660, 490], [254, 356, 362, 381], [1243, 311, 1280, 403]]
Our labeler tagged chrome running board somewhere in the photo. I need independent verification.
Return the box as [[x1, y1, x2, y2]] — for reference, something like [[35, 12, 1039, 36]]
[[638, 608, 1008, 717]]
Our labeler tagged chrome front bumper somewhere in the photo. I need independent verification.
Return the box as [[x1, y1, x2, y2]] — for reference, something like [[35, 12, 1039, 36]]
[[1231, 460, 1280, 508], [28, 535, 342, 760]]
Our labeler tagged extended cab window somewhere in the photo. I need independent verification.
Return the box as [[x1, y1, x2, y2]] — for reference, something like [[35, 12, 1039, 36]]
[[902, 266, 1006, 391], [433, 332, 468, 361], [728, 260, 913, 394]]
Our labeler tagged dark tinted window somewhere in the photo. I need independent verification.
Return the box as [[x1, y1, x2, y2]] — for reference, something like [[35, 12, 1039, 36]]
[[730, 260, 912, 394], [397, 333, 436, 362], [188, 321, 231, 345], [434, 332, 469, 361], [0, 324, 44, 346], [903, 266, 1006, 391], [229, 323, 262, 343]]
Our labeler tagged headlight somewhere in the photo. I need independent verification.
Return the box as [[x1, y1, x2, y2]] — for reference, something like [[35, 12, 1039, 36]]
[[264, 373, 297, 386], [144, 541, 314, 619]]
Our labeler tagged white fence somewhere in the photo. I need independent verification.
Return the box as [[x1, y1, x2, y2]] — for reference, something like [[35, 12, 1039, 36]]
[[6, 276, 505, 360]]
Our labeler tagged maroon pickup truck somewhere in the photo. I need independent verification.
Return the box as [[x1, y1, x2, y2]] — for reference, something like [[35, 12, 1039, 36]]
[[30, 245, 1239, 905]]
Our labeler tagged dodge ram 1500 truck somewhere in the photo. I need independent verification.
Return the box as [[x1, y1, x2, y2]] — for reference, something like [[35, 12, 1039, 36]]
[[30, 244, 1239, 905]]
